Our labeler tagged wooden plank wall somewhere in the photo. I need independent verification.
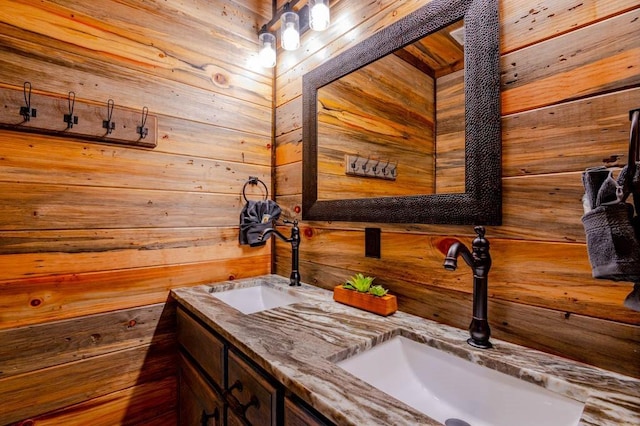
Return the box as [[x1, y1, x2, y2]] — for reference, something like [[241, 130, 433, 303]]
[[0, 0, 271, 424], [274, 0, 640, 378], [317, 54, 436, 200]]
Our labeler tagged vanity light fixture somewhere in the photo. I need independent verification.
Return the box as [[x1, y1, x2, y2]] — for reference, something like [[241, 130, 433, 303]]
[[281, 5, 300, 51], [257, 0, 331, 68], [309, 0, 330, 31], [258, 28, 277, 68]]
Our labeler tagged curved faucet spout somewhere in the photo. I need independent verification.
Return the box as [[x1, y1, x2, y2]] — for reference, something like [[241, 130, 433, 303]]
[[259, 227, 291, 243], [259, 220, 301, 286], [444, 241, 474, 271]]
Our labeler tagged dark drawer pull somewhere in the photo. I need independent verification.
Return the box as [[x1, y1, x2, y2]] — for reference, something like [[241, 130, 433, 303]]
[[201, 407, 219, 426], [226, 380, 261, 418], [239, 395, 260, 415]]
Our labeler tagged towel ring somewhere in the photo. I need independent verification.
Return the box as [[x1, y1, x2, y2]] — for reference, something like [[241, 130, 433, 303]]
[[242, 176, 268, 202]]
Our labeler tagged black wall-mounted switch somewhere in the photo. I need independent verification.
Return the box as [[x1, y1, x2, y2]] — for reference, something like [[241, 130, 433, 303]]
[[365, 227, 381, 258]]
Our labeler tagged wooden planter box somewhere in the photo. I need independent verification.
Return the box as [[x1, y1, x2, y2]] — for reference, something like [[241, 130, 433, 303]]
[[333, 285, 398, 316]]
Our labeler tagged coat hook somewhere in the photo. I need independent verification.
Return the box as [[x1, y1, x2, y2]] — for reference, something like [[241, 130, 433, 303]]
[[20, 82, 36, 122], [381, 159, 390, 176], [390, 162, 397, 177], [350, 154, 359, 170], [137, 106, 149, 139], [63, 91, 78, 129], [371, 158, 381, 175], [102, 99, 115, 135], [362, 156, 370, 173]]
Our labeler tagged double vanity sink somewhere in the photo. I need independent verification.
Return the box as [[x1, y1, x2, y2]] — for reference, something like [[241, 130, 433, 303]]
[[172, 275, 640, 426]]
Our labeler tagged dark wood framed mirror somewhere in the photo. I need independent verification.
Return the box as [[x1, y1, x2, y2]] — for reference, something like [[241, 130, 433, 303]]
[[302, 0, 501, 225]]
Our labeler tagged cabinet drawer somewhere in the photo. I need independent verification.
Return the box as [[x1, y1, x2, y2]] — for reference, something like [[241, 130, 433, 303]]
[[227, 350, 278, 426], [177, 307, 225, 390], [284, 396, 333, 426], [179, 353, 224, 426]]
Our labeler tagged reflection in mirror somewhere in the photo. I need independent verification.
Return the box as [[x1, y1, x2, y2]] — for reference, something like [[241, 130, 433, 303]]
[[302, 0, 501, 225], [317, 20, 465, 201]]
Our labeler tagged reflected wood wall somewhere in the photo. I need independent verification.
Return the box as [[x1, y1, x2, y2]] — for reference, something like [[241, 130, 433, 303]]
[[317, 54, 436, 200], [274, 0, 640, 378], [0, 0, 270, 424]]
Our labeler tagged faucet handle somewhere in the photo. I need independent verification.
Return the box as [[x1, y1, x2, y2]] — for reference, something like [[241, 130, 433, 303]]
[[472, 226, 489, 252], [283, 219, 299, 227]]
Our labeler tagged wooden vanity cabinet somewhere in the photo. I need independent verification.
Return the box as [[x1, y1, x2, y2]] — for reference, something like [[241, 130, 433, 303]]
[[179, 352, 224, 426], [177, 307, 331, 425], [284, 396, 331, 426], [226, 349, 278, 425]]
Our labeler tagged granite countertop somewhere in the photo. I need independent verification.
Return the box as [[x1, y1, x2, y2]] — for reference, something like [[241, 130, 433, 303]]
[[170, 274, 640, 426]]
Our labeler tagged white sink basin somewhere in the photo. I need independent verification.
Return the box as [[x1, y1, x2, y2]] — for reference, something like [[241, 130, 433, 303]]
[[211, 285, 303, 314], [337, 335, 585, 426]]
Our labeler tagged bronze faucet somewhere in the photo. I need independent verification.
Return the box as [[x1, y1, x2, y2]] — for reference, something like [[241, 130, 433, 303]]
[[259, 219, 301, 286], [443, 226, 492, 349]]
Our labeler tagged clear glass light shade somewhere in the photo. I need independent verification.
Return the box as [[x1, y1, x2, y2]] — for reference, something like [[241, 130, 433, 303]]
[[258, 32, 276, 68], [281, 11, 300, 51], [309, 0, 330, 31]]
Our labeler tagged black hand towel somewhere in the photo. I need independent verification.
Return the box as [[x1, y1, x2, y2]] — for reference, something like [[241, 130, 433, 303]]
[[239, 199, 282, 247]]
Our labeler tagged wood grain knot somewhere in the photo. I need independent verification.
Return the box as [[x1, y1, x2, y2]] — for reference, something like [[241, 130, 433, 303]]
[[294, 205, 301, 214], [303, 227, 313, 238], [214, 73, 228, 85], [29, 298, 42, 307], [228, 274, 236, 281]]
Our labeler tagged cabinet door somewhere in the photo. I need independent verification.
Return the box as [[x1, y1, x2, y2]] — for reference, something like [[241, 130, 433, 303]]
[[177, 307, 226, 390], [226, 350, 278, 426], [284, 396, 333, 426], [179, 353, 224, 426], [226, 408, 249, 426]]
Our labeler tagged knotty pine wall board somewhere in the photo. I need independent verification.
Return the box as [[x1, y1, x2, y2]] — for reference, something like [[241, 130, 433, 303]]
[[275, 231, 639, 324], [0, 131, 270, 193], [0, 0, 272, 104], [0, 227, 265, 281], [0, 339, 176, 425], [26, 377, 178, 426], [0, 303, 175, 378], [1, 255, 270, 330]]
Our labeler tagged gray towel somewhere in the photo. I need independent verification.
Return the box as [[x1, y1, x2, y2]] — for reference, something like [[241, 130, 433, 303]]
[[582, 202, 640, 282], [239, 199, 282, 247]]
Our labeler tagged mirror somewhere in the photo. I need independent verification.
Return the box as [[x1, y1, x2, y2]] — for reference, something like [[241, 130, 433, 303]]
[[302, 0, 501, 225], [317, 19, 465, 200]]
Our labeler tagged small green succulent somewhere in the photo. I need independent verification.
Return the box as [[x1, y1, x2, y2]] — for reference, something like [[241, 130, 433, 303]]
[[368, 285, 389, 297], [343, 274, 389, 297], [343, 273, 375, 293]]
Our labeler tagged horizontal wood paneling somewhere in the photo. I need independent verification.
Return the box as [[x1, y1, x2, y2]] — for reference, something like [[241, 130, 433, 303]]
[[0, 227, 265, 280], [0, 0, 271, 422], [0, 338, 176, 425], [0, 183, 246, 230], [274, 0, 640, 379], [276, 230, 640, 323], [155, 116, 272, 166], [0, 37, 271, 133], [0, 255, 269, 330], [501, 8, 640, 114], [25, 376, 177, 426], [0, 131, 270, 193], [0, 303, 175, 378], [499, 0, 640, 54]]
